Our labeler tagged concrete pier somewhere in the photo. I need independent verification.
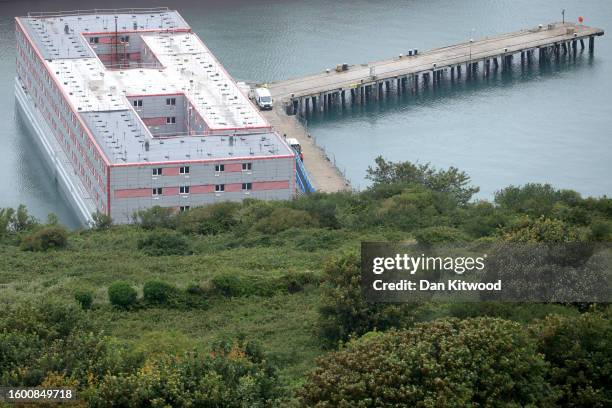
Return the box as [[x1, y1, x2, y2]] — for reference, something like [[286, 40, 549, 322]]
[[261, 22, 603, 192], [260, 108, 350, 193], [269, 22, 603, 110]]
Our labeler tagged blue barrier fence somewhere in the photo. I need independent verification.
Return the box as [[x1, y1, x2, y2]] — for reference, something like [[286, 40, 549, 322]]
[[295, 154, 316, 194]]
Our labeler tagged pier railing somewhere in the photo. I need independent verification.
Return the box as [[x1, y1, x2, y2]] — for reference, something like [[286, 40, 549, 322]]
[[27, 7, 170, 18]]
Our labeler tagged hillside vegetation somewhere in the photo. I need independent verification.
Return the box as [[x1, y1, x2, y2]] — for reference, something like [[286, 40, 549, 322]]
[[1, 158, 610, 407]]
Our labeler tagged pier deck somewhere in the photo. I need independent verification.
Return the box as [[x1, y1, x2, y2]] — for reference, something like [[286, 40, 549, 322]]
[[268, 22, 603, 113], [260, 107, 350, 193], [260, 22, 603, 192]]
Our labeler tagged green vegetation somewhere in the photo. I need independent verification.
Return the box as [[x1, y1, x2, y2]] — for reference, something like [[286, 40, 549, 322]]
[[108, 281, 138, 309], [300, 317, 556, 407], [0, 159, 610, 406], [137, 230, 191, 256], [20, 225, 69, 251], [74, 288, 94, 310]]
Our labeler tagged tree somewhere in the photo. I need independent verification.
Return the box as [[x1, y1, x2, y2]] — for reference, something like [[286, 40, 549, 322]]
[[366, 156, 479, 205], [494, 183, 582, 217], [300, 318, 556, 407], [530, 312, 612, 407], [318, 252, 413, 347]]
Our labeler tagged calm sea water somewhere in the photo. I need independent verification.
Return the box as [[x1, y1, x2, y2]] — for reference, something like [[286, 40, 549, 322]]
[[0, 0, 610, 226]]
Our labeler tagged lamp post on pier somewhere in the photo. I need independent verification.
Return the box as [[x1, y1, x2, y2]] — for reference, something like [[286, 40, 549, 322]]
[[469, 28, 475, 61]]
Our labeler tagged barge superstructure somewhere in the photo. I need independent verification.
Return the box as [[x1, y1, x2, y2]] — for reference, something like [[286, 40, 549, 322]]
[[15, 7, 296, 225]]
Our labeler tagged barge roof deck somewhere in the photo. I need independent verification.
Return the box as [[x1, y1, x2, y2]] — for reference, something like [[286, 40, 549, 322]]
[[17, 9, 289, 165]]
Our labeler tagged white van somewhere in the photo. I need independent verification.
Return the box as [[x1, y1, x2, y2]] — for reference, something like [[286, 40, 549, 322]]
[[286, 137, 304, 161], [253, 87, 273, 110]]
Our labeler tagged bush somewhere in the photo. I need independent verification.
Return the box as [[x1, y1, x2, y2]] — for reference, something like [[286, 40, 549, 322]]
[[290, 193, 341, 228], [254, 207, 318, 234], [74, 289, 94, 310], [281, 271, 321, 294], [495, 183, 580, 217], [318, 252, 414, 347], [178, 202, 241, 235], [530, 313, 612, 407], [366, 156, 479, 205], [132, 206, 177, 230], [20, 225, 68, 251], [300, 318, 555, 407], [90, 341, 282, 407], [211, 273, 248, 297], [413, 225, 468, 246], [502, 216, 590, 243], [108, 281, 137, 309], [0, 300, 140, 388], [137, 230, 190, 256], [143, 280, 175, 304], [91, 212, 112, 230], [372, 186, 456, 231], [186, 283, 206, 295], [210, 272, 313, 298], [211, 273, 281, 297]]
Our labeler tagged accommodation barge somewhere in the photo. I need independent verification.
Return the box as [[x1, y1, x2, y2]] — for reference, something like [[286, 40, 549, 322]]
[[15, 7, 296, 225]]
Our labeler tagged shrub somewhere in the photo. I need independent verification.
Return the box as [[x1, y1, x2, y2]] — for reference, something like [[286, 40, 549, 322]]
[[291, 228, 346, 252], [211, 273, 246, 297], [590, 219, 612, 241], [502, 216, 590, 243], [457, 200, 509, 238], [74, 289, 94, 310], [132, 206, 177, 230], [211, 273, 279, 297], [236, 200, 276, 228], [280, 271, 321, 294], [413, 225, 468, 246], [318, 252, 414, 347], [530, 313, 612, 407], [300, 318, 555, 407], [143, 280, 175, 304], [91, 212, 112, 230], [0, 300, 140, 388], [210, 273, 309, 297], [178, 202, 241, 235], [290, 193, 341, 228], [495, 183, 580, 217], [20, 225, 68, 251], [373, 186, 456, 231], [108, 281, 137, 309], [253, 207, 318, 234], [90, 341, 282, 407], [186, 283, 206, 295], [366, 156, 479, 205], [137, 230, 190, 256]]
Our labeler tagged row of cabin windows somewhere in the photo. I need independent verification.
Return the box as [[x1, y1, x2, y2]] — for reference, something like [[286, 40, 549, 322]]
[[152, 164, 252, 176], [153, 166, 190, 176], [132, 98, 176, 107], [152, 183, 252, 196], [215, 163, 252, 172]]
